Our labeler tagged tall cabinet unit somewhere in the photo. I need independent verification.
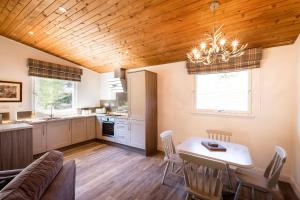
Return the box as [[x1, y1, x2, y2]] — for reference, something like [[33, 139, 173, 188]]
[[128, 70, 157, 156]]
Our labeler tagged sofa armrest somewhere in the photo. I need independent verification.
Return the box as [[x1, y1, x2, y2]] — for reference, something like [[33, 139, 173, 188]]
[[0, 169, 23, 178], [41, 160, 76, 200], [0, 169, 24, 190]]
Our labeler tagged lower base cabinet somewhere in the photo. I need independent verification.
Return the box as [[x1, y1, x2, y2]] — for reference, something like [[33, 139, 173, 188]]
[[115, 119, 130, 145], [46, 120, 71, 150], [0, 128, 33, 170], [32, 117, 97, 155], [32, 123, 46, 155], [86, 116, 96, 140], [130, 120, 145, 149], [71, 118, 87, 144]]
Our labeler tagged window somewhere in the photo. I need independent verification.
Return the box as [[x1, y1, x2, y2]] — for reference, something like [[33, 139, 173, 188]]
[[33, 77, 76, 115], [195, 70, 251, 114]]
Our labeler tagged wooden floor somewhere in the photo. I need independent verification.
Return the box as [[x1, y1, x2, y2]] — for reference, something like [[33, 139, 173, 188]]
[[63, 142, 298, 200]]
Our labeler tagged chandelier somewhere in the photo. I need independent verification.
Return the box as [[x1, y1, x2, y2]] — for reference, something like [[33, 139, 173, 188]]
[[187, 0, 248, 65]]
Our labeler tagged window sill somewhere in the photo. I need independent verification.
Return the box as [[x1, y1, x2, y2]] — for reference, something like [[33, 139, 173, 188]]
[[192, 110, 255, 119]]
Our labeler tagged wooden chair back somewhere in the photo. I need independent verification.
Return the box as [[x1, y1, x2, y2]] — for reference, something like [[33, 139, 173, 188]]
[[207, 129, 232, 142], [264, 146, 287, 188], [160, 130, 176, 159], [179, 153, 226, 199]]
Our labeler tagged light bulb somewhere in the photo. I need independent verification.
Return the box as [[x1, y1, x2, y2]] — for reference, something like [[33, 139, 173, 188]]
[[220, 38, 226, 46], [232, 40, 239, 47], [192, 48, 198, 55], [194, 53, 201, 59], [200, 42, 206, 49]]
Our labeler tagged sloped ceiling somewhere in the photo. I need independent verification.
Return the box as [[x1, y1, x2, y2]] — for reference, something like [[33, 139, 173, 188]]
[[0, 0, 300, 72]]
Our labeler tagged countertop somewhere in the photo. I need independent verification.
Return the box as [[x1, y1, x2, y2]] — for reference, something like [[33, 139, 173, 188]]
[[0, 123, 32, 133], [1, 113, 129, 125]]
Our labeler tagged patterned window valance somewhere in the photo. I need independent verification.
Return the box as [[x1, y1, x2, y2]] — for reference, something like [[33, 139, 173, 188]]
[[186, 48, 263, 74], [28, 58, 83, 82]]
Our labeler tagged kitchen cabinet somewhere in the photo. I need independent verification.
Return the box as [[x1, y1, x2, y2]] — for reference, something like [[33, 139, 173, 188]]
[[71, 117, 87, 144], [86, 116, 96, 140], [115, 119, 130, 145], [0, 125, 33, 170], [47, 120, 71, 150], [129, 120, 145, 149], [32, 123, 46, 155], [128, 71, 146, 120], [96, 116, 102, 139], [127, 70, 157, 155]]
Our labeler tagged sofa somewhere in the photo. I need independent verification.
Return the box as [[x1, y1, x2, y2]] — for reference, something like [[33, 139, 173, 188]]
[[0, 150, 76, 200]]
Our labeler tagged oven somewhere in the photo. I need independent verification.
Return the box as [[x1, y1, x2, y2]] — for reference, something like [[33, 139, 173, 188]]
[[102, 116, 115, 137]]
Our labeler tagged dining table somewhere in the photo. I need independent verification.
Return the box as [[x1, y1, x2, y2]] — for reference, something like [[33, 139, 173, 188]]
[[177, 136, 253, 168], [177, 136, 253, 192]]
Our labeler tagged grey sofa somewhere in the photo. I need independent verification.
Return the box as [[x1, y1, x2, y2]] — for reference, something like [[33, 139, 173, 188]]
[[0, 150, 76, 200]]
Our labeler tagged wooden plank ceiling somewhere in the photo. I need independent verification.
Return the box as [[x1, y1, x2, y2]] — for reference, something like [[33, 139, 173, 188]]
[[0, 0, 300, 73]]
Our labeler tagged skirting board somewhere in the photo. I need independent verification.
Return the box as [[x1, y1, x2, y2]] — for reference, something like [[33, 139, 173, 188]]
[[281, 176, 300, 199]]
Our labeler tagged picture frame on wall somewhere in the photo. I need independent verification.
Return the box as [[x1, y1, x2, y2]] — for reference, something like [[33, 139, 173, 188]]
[[0, 81, 22, 102]]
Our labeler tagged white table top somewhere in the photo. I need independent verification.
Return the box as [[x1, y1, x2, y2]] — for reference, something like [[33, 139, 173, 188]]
[[177, 137, 253, 168]]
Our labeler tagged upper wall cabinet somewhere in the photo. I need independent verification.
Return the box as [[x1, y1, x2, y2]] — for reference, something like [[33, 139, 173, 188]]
[[128, 71, 146, 120], [127, 70, 157, 156]]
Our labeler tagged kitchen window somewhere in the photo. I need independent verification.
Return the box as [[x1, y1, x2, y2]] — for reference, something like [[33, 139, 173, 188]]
[[194, 70, 252, 115], [33, 77, 77, 115]]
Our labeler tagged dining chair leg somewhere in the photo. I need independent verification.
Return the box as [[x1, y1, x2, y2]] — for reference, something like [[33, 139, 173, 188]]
[[185, 193, 190, 200], [251, 187, 255, 200], [225, 164, 234, 190], [175, 164, 183, 174], [234, 182, 242, 200], [161, 161, 170, 184], [171, 162, 174, 173], [267, 192, 273, 200]]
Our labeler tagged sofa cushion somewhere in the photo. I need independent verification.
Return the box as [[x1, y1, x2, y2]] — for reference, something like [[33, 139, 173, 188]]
[[0, 150, 63, 200]]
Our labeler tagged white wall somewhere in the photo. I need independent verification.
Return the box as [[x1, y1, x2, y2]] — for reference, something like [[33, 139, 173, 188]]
[[99, 72, 115, 100], [127, 44, 297, 180], [0, 36, 101, 115], [294, 35, 300, 195]]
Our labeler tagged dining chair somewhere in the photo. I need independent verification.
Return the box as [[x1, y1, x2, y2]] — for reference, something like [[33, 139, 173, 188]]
[[179, 152, 226, 200], [207, 129, 234, 190], [160, 130, 183, 184], [207, 129, 232, 142], [234, 146, 287, 200]]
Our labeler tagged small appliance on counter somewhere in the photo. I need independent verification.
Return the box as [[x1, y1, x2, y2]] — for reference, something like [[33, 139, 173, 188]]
[[96, 108, 106, 114], [81, 109, 92, 115]]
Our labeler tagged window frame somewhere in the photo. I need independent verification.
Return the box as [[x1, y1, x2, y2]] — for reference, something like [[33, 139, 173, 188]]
[[193, 70, 253, 117], [32, 77, 78, 116]]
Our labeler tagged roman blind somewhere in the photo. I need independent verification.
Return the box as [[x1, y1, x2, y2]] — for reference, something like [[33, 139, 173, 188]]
[[28, 58, 83, 82], [186, 48, 263, 74]]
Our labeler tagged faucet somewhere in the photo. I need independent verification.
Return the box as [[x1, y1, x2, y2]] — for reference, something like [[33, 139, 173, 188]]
[[49, 104, 54, 118]]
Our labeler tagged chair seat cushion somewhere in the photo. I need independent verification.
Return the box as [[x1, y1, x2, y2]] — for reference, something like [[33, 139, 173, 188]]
[[236, 168, 273, 191], [0, 150, 64, 200]]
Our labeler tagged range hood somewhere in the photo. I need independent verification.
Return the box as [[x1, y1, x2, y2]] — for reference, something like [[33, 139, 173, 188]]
[[108, 68, 127, 93]]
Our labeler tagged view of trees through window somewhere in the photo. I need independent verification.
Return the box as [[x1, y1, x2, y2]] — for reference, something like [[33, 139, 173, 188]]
[[34, 77, 75, 114], [195, 70, 250, 113]]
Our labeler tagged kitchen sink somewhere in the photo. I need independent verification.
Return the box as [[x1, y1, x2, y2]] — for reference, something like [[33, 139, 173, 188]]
[[40, 117, 63, 121]]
